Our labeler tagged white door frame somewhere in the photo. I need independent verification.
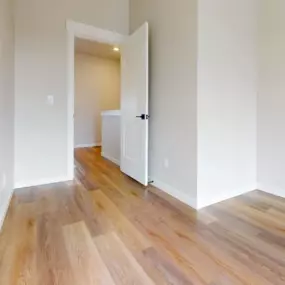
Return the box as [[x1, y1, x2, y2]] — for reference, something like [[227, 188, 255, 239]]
[[66, 20, 126, 179]]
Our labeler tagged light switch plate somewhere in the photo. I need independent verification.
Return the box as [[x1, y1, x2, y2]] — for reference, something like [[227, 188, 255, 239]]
[[47, 95, 54, 105]]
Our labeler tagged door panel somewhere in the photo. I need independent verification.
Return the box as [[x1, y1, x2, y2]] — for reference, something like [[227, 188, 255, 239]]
[[120, 23, 149, 186]]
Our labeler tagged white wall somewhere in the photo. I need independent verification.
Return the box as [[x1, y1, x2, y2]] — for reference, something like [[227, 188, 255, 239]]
[[197, 0, 258, 208], [0, 0, 14, 228], [130, 0, 198, 207], [14, 0, 129, 187], [257, 0, 285, 198], [74, 53, 120, 147]]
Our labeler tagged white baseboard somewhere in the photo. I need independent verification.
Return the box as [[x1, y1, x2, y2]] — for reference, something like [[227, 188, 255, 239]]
[[197, 184, 256, 209], [0, 189, 14, 232], [101, 152, 120, 166], [151, 178, 197, 209], [75, 143, 101, 148], [257, 183, 285, 199], [14, 176, 72, 189]]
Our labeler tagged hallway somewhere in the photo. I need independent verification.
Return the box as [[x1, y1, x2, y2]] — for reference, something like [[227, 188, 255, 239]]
[[0, 147, 284, 284]]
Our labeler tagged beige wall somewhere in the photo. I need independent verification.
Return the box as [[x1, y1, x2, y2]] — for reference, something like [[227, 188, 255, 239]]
[[0, 0, 14, 228], [130, 0, 198, 206], [75, 53, 120, 147], [14, 0, 129, 186], [197, 0, 258, 208], [257, 0, 285, 198]]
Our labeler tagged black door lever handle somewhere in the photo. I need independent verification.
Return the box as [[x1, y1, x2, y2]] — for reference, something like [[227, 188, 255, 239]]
[[136, 114, 149, 120]]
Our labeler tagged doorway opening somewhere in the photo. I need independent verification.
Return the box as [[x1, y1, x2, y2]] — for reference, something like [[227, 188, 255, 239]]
[[74, 38, 121, 167], [67, 21, 149, 186]]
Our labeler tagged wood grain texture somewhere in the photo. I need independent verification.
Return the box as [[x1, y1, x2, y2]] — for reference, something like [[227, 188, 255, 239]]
[[63, 221, 115, 285], [0, 146, 285, 284], [94, 232, 154, 285]]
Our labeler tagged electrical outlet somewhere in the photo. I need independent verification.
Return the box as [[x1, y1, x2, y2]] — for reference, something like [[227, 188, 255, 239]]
[[164, 158, 169, 169]]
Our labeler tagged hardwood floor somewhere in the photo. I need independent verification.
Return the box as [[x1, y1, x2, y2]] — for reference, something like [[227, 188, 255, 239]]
[[1, 147, 285, 284]]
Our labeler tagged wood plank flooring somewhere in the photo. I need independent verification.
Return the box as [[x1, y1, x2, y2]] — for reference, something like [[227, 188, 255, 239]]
[[1, 147, 285, 284]]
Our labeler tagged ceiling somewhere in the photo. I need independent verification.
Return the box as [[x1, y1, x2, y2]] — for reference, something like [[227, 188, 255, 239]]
[[75, 38, 120, 60]]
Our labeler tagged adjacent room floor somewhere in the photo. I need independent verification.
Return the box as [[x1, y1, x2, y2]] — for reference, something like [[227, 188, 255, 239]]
[[0, 147, 284, 284]]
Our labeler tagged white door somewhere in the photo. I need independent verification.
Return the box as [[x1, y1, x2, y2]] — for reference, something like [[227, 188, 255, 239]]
[[120, 23, 149, 186]]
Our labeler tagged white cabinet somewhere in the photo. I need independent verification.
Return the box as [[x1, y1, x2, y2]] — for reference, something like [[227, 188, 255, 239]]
[[101, 110, 121, 165]]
